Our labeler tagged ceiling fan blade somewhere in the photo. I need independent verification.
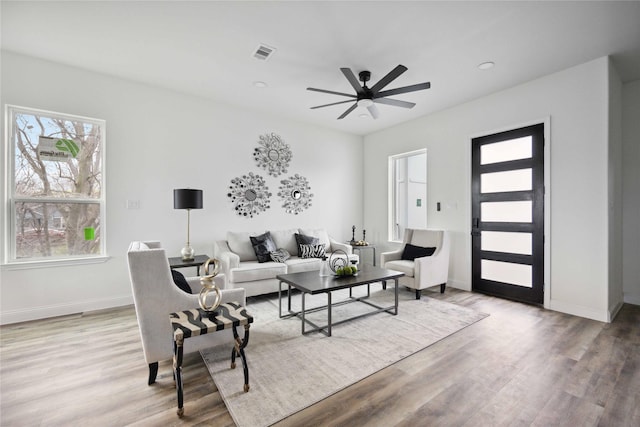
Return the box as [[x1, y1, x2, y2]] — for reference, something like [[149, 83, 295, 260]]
[[376, 82, 431, 98], [367, 104, 379, 119], [307, 87, 357, 98], [370, 65, 408, 93], [310, 99, 357, 109], [338, 103, 358, 120], [340, 68, 365, 95], [374, 97, 416, 109]]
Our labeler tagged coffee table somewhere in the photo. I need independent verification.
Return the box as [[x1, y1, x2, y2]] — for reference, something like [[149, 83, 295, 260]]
[[277, 265, 404, 336]]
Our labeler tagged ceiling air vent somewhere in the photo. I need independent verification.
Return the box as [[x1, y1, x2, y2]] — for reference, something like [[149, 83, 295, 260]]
[[253, 44, 276, 61]]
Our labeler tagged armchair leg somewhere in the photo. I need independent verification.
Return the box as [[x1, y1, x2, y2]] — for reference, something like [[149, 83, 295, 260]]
[[415, 289, 421, 300], [440, 283, 446, 294], [148, 362, 158, 385]]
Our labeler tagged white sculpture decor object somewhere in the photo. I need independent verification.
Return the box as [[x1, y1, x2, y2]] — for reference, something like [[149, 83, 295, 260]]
[[253, 132, 292, 177], [278, 174, 313, 215], [227, 172, 272, 218]]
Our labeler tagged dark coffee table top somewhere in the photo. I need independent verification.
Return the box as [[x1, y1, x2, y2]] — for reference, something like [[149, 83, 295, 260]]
[[276, 265, 403, 294]]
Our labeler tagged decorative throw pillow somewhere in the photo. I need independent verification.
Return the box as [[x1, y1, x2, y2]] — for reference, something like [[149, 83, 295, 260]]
[[401, 243, 436, 261], [270, 248, 291, 263], [250, 231, 277, 263], [300, 243, 326, 259], [171, 269, 192, 294], [295, 233, 319, 257]]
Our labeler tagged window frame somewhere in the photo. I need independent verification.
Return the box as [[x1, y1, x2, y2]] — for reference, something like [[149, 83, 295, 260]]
[[388, 148, 427, 242], [3, 104, 108, 267]]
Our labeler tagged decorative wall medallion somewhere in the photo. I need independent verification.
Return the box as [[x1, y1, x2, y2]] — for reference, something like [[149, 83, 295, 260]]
[[278, 174, 313, 215], [253, 133, 292, 177], [227, 172, 272, 218]]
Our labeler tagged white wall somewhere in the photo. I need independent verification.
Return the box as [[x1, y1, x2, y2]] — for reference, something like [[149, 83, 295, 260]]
[[622, 79, 640, 305], [608, 58, 623, 318], [364, 57, 616, 322], [0, 51, 363, 324]]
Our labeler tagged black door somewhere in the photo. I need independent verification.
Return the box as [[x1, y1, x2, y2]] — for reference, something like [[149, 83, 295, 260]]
[[471, 123, 544, 304]]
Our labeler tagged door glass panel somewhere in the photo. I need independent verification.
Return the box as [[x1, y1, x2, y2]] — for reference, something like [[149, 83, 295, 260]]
[[481, 169, 532, 193], [481, 260, 532, 287], [481, 136, 532, 165], [481, 201, 532, 222], [481, 231, 532, 255]]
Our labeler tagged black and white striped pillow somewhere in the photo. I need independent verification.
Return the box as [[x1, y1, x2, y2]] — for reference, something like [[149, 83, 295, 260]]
[[300, 243, 326, 259], [270, 248, 291, 263]]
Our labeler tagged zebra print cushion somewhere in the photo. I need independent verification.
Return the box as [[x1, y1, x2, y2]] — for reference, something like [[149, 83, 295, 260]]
[[300, 243, 326, 259], [269, 248, 291, 263]]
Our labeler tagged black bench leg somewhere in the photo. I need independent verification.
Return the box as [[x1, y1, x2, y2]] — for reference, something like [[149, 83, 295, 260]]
[[148, 362, 158, 385], [440, 283, 446, 293], [415, 289, 421, 300]]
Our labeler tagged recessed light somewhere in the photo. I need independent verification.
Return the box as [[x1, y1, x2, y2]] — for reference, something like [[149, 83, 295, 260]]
[[478, 61, 495, 70], [253, 81, 268, 88], [359, 113, 369, 119]]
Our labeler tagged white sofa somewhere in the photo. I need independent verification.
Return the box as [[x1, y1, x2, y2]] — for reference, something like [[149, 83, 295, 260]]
[[127, 241, 245, 385], [214, 228, 357, 297], [380, 229, 450, 299]]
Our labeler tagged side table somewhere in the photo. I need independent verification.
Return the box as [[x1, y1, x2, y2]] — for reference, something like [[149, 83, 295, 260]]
[[170, 302, 253, 417], [351, 245, 376, 266], [168, 254, 210, 275]]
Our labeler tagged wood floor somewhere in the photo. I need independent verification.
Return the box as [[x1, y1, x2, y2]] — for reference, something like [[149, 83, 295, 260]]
[[1, 288, 639, 426]]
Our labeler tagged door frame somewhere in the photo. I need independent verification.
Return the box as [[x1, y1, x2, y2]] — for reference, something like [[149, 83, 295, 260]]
[[465, 117, 551, 308]]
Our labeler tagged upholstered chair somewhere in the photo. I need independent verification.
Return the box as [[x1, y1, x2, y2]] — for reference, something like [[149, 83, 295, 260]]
[[380, 229, 450, 299], [127, 241, 245, 385]]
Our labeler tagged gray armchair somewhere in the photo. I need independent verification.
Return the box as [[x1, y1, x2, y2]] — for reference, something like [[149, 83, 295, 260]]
[[380, 229, 450, 299], [126, 241, 245, 385]]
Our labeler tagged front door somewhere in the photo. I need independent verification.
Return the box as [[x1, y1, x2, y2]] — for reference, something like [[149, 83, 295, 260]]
[[471, 123, 544, 304]]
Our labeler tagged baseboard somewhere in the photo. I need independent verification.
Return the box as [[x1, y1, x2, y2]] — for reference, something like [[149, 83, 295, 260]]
[[0, 295, 133, 325], [623, 292, 640, 306], [446, 278, 470, 291], [608, 300, 624, 322], [548, 299, 609, 323]]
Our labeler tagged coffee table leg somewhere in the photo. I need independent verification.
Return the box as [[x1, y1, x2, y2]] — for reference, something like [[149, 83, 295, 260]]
[[301, 292, 306, 334], [394, 278, 399, 315], [327, 292, 332, 337], [173, 337, 184, 417]]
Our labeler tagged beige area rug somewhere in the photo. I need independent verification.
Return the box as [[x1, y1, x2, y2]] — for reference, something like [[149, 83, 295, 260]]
[[201, 287, 488, 427]]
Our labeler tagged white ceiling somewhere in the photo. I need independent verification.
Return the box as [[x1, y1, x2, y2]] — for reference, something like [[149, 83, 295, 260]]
[[2, 1, 640, 136]]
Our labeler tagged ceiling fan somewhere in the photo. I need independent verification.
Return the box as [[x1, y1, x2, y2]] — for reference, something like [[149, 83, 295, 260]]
[[307, 65, 430, 120]]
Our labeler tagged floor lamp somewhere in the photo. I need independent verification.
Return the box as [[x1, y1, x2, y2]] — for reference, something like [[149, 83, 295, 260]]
[[173, 188, 203, 261]]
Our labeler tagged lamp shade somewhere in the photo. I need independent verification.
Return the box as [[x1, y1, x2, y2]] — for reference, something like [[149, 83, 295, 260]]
[[173, 189, 203, 210]]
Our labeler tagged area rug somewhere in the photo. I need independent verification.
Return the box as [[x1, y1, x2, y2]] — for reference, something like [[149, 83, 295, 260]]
[[200, 287, 488, 427]]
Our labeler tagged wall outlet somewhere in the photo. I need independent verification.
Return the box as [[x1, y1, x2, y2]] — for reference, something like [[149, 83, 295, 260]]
[[126, 200, 140, 209]]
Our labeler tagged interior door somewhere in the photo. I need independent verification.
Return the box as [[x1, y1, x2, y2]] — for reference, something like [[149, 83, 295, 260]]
[[471, 123, 544, 304]]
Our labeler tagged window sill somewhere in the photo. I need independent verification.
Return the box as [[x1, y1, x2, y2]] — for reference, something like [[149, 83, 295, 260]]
[[1, 255, 111, 271]]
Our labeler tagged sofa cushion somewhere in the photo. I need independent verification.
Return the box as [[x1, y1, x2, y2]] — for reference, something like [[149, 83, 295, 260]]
[[270, 229, 299, 255], [300, 243, 326, 259], [384, 260, 416, 277], [295, 233, 319, 257], [227, 231, 258, 261], [230, 262, 286, 283], [299, 228, 331, 251], [401, 243, 436, 261], [270, 248, 291, 263], [285, 257, 322, 274], [250, 231, 277, 263]]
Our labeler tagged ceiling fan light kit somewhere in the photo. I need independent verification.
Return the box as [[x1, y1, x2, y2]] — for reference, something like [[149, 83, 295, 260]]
[[307, 65, 431, 120]]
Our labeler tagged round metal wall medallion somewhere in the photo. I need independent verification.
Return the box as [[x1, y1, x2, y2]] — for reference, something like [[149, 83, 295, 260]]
[[227, 172, 272, 218], [253, 133, 292, 177]]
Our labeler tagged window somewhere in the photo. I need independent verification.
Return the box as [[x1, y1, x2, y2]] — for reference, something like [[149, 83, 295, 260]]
[[4, 105, 106, 264], [388, 149, 427, 241]]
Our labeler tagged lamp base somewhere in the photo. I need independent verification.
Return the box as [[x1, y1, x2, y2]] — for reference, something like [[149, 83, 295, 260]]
[[181, 244, 195, 261]]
